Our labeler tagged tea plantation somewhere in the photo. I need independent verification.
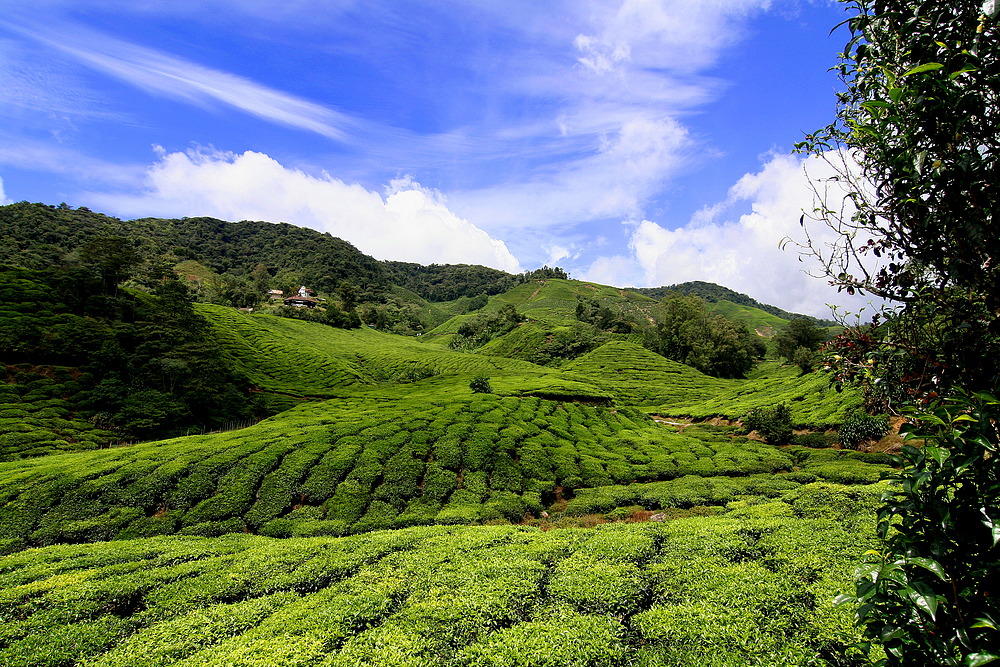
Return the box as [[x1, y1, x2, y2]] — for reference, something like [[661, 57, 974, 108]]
[[0, 285, 887, 665], [0, 510, 878, 667]]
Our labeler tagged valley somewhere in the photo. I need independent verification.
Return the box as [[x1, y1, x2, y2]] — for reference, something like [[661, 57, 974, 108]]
[[0, 202, 888, 665]]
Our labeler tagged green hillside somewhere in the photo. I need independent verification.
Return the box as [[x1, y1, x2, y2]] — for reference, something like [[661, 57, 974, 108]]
[[425, 279, 653, 336], [708, 299, 791, 336], [199, 305, 610, 402], [563, 341, 733, 406], [655, 362, 863, 428], [633, 281, 837, 327], [0, 202, 894, 665], [0, 384, 887, 551]]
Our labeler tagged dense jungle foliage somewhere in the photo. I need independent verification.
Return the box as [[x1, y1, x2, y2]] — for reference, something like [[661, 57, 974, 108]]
[[0, 265, 254, 449]]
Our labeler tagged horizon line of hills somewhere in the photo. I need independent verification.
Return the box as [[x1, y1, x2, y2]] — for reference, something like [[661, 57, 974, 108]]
[[0, 201, 834, 327], [0, 200, 839, 450]]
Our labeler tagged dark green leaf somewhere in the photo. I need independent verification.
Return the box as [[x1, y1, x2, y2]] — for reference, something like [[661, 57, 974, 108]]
[[906, 556, 947, 581], [905, 586, 939, 620]]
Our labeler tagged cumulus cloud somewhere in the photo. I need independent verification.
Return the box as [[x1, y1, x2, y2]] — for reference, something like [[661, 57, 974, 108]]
[[91, 148, 521, 272], [0, 176, 10, 205], [582, 152, 883, 319]]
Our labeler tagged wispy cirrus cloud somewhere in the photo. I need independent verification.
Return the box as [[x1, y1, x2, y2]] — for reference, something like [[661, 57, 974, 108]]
[[2, 19, 353, 142], [0, 133, 146, 186]]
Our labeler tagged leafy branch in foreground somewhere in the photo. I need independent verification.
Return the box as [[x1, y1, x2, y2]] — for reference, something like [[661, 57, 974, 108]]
[[839, 392, 999, 665], [798, 1, 1000, 663]]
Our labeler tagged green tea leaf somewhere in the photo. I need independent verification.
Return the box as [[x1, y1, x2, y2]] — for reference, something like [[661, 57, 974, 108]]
[[902, 62, 944, 76]]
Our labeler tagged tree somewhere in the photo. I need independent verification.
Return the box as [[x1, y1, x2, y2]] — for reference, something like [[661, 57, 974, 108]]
[[469, 376, 492, 393], [251, 262, 271, 294], [210, 273, 260, 309], [796, 0, 1000, 398], [742, 403, 792, 445], [645, 294, 762, 378], [791, 346, 818, 375], [773, 318, 827, 362], [799, 2, 1000, 663], [338, 281, 358, 311], [79, 237, 142, 294], [450, 304, 525, 350], [575, 297, 632, 333]]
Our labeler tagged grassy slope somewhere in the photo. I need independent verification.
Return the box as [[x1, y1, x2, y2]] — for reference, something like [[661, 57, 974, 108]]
[[202, 305, 616, 403], [655, 361, 863, 427], [0, 307, 872, 550], [708, 299, 790, 335], [421, 278, 657, 344], [496, 278, 656, 324], [563, 341, 734, 407], [0, 367, 117, 459]]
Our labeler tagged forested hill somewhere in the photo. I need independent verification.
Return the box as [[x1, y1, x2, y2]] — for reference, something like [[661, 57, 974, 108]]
[[0, 202, 557, 303], [630, 281, 837, 327], [384, 261, 521, 301], [0, 202, 389, 296], [1, 201, 822, 324]]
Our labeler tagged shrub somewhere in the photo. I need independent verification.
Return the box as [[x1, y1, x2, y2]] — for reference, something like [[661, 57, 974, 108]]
[[837, 411, 890, 450], [792, 346, 817, 374], [470, 376, 492, 394], [742, 403, 792, 445]]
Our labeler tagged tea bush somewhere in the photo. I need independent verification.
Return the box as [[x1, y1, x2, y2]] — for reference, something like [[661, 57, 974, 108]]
[[0, 517, 872, 665]]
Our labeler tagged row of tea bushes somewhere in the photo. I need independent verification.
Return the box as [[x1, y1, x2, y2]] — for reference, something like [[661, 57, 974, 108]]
[[0, 366, 116, 459], [564, 341, 734, 407], [567, 477, 888, 532], [1, 391, 834, 549], [200, 306, 563, 396], [655, 362, 863, 427], [0, 513, 876, 666]]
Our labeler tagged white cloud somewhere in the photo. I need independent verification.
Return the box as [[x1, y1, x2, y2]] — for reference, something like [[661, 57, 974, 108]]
[[452, 114, 692, 235], [545, 244, 573, 266], [574, 34, 631, 74], [0, 1, 788, 254], [0, 176, 11, 205], [580, 0, 771, 75], [581, 151, 883, 319], [6, 20, 352, 141], [89, 148, 522, 272], [0, 134, 145, 186], [447, 0, 778, 240]]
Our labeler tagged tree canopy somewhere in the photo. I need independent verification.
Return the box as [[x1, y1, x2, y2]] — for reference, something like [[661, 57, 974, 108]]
[[800, 1, 1000, 663], [645, 294, 764, 379]]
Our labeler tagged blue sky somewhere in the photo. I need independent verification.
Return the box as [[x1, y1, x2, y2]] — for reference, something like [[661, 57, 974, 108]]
[[0, 0, 876, 317]]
